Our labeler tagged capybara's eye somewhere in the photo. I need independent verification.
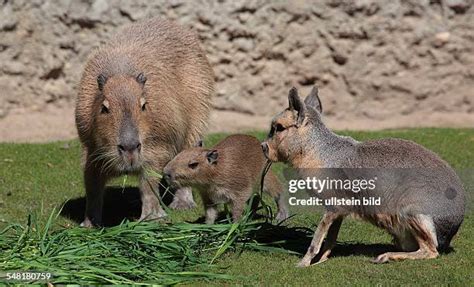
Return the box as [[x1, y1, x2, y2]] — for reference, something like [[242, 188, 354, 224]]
[[188, 162, 199, 169], [101, 104, 109, 114], [141, 102, 146, 111], [275, 123, 285, 132]]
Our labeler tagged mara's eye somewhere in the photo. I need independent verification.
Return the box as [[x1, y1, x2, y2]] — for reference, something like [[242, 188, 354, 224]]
[[188, 162, 198, 169], [101, 104, 109, 114], [275, 123, 285, 132]]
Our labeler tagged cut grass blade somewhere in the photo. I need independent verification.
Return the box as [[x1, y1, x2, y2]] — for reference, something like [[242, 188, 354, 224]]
[[0, 204, 293, 285]]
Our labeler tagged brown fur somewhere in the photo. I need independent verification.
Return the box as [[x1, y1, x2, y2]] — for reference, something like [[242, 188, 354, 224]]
[[163, 135, 289, 224], [75, 18, 214, 227]]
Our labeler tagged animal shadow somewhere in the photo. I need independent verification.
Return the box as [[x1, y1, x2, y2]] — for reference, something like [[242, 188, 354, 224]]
[[61, 186, 142, 227], [248, 222, 454, 261], [190, 195, 267, 224], [62, 177, 174, 227], [247, 223, 398, 259]]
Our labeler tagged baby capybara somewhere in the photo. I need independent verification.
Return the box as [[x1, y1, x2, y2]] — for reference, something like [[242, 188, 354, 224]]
[[163, 135, 289, 224], [75, 18, 214, 227]]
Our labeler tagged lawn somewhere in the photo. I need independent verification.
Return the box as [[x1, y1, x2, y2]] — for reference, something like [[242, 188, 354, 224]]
[[0, 128, 473, 285]]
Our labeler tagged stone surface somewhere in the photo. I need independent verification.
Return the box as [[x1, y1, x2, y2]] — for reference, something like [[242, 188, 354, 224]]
[[0, 0, 473, 141]]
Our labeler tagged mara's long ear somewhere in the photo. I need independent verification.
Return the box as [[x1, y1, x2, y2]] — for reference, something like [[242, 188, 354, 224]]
[[288, 87, 305, 126], [304, 86, 322, 114]]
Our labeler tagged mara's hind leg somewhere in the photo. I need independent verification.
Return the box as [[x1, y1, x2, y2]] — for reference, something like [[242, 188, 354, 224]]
[[372, 215, 439, 263], [297, 212, 341, 267], [393, 228, 418, 252]]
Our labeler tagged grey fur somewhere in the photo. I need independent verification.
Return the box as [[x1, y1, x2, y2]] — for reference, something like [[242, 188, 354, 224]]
[[264, 86, 465, 266]]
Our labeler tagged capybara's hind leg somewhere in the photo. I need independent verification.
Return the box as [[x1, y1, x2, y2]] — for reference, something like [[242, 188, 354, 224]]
[[139, 176, 167, 221], [81, 164, 106, 227], [372, 215, 439, 263], [170, 187, 196, 210], [297, 212, 340, 267], [231, 196, 248, 222]]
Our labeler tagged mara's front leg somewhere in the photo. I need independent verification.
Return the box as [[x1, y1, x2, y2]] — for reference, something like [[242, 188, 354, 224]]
[[297, 212, 341, 267], [81, 160, 107, 227], [139, 174, 167, 221]]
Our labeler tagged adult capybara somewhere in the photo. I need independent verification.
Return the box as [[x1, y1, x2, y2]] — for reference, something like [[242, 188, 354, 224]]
[[75, 18, 214, 227]]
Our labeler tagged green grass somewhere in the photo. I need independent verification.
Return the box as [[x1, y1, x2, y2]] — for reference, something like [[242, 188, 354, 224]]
[[0, 128, 473, 285]]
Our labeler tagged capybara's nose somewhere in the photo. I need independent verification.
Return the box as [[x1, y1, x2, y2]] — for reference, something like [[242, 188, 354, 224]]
[[261, 142, 269, 155], [118, 141, 141, 153]]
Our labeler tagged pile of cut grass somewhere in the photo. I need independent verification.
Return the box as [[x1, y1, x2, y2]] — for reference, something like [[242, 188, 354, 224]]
[[0, 204, 288, 285]]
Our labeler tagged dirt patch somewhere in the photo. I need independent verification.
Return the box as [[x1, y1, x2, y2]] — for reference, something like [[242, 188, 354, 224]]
[[1, 106, 473, 143]]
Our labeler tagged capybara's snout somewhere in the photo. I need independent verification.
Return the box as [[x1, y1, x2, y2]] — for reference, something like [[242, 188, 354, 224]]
[[118, 116, 141, 153], [115, 115, 143, 170], [117, 140, 141, 154]]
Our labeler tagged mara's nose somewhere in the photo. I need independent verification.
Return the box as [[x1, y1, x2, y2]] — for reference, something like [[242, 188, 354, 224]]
[[163, 171, 173, 183], [118, 141, 141, 153], [261, 142, 269, 155]]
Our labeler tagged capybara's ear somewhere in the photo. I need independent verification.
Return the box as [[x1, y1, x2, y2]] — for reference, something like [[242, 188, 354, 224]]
[[136, 72, 147, 86], [97, 74, 107, 91], [288, 87, 305, 126], [206, 149, 218, 164], [194, 139, 203, 147], [304, 86, 322, 114]]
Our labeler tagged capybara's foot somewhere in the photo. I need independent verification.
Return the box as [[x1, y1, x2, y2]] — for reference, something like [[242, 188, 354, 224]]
[[80, 218, 94, 228], [139, 209, 167, 221], [169, 198, 196, 210]]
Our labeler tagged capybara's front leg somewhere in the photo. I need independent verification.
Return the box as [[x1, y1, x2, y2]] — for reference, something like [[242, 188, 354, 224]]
[[81, 164, 106, 227], [170, 186, 196, 210], [201, 193, 217, 224], [139, 175, 167, 221]]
